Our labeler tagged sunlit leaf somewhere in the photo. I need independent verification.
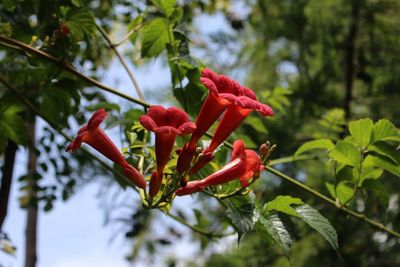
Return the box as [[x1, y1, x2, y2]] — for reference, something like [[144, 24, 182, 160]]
[[294, 139, 334, 158], [152, 0, 177, 17], [141, 18, 170, 58], [368, 142, 400, 165], [265, 195, 304, 217], [336, 182, 354, 205], [372, 119, 400, 143], [349, 118, 373, 149], [363, 154, 400, 177], [329, 141, 361, 167]]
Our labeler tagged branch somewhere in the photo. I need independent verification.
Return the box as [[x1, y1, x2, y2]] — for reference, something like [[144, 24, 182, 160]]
[[0, 35, 149, 108], [343, 1, 360, 119], [264, 166, 400, 238], [0, 140, 17, 231], [95, 23, 145, 101]]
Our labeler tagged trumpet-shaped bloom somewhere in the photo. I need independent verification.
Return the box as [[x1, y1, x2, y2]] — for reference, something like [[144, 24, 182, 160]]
[[187, 70, 273, 175], [139, 105, 196, 196], [178, 68, 269, 175], [187, 68, 242, 148], [66, 109, 146, 189], [175, 140, 264, 196], [204, 86, 273, 155]]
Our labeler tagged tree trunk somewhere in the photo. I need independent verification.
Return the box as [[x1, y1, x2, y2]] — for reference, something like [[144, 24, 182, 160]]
[[344, 0, 360, 119], [25, 116, 38, 267], [0, 140, 18, 231]]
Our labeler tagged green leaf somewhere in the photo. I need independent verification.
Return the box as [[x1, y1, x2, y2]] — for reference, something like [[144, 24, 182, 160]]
[[368, 142, 400, 165], [173, 68, 206, 117], [372, 119, 400, 143], [362, 180, 389, 208], [141, 18, 170, 58], [358, 167, 383, 186], [2, 0, 16, 11], [226, 196, 258, 237], [0, 113, 27, 145], [295, 204, 339, 251], [325, 182, 336, 198], [294, 139, 334, 158], [65, 9, 96, 40], [257, 213, 292, 258], [40, 87, 72, 125], [0, 22, 12, 36], [349, 118, 373, 148], [363, 155, 400, 177], [152, 0, 176, 17], [336, 182, 354, 205], [329, 141, 361, 167], [71, 0, 83, 7], [244, 116, 268, 134], [265, 195, 304, 217]]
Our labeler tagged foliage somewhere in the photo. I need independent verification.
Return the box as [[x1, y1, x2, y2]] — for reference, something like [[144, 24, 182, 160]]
[[1, 0, 400, 266]]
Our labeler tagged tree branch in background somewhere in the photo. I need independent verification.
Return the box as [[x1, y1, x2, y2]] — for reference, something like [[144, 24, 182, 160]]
[[25, 114, 38, 267], [0, 140, 18, 231], [343, 1, 360, 119]]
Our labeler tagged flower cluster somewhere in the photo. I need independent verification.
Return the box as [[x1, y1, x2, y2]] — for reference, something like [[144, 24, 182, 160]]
[[66, 68, 273, 205]]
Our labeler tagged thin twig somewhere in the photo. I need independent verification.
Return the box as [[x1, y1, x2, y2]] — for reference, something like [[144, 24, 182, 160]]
[[95, 23, 145, 101], [112, 24, 143, 47]]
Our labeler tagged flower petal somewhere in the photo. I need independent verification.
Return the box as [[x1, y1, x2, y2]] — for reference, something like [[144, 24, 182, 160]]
[[139, 114, 158, 132], [175, 180, 204, 196], [178, 122, 196, 135], [88, 108, 107, 130], [231, 139, 246, 160], [122, 163, 146, 189]]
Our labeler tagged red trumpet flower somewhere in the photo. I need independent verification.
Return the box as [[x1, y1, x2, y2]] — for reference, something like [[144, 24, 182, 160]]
[[203, 87, 273, 154], [175, 140, 264, 196], [66, 109, 146, 189], [139, 106, 196, 197], [187, 70, 273, 175], [187, 68, 242, 148], [178, 68, 255, 175]]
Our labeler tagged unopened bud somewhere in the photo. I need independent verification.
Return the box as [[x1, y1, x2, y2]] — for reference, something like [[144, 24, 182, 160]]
[[259, 143, 269, 155]]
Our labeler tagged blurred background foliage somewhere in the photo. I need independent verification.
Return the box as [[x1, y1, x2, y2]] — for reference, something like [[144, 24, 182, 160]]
[[1, 0, 400, 266]]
